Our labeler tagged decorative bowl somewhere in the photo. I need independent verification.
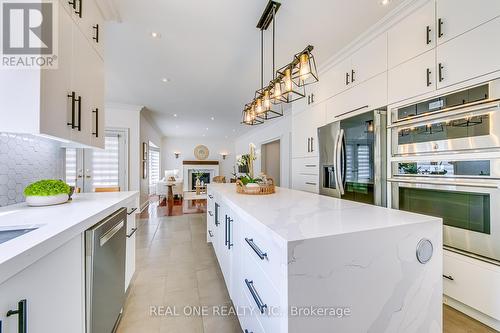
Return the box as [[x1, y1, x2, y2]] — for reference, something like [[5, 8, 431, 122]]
[[26, 194, 69, 207]]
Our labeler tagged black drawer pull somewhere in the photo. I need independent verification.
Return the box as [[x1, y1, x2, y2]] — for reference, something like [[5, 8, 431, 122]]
[[76, 95, 82, 131], [438, 63, 444, 82], [244, 330, 253, 333], [227, 217, 233, 249], [126, 228, 137, 238], [92, 24, 99, 43], [75, 0, 82, 17], [245, 279, 267, 314], [245, 238, 267, 260], [127, 207, 137, 215], [426, 25, 431, 45], [443, 274, 454, 281], [6, 299, 27, 333], [426, 68, 432, 87], [208, 230, 213, 237], [67, 92, 76, 128], [305, 182, 317, 186], [208, 211, 213, 216], [438, 18, 444, 38]]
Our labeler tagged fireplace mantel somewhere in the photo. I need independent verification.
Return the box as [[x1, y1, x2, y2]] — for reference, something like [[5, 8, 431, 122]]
[[183, 160, 219, 165]]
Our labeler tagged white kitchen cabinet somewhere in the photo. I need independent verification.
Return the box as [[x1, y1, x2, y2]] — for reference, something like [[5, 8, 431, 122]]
[[388, 49, 436, 105], [0, 0, 104, 148], [125, 199, 139, 291], [292, 157, 319, 193], [443, 250, 500, 321], [436, 0, 500, 45], [436, 16, 500, 90], [291, 102, 326, 159], [387, 1, 435, 69], [326, 72, 387, 123], [0, 236, 84, 333], [351, 33, 388, 84]]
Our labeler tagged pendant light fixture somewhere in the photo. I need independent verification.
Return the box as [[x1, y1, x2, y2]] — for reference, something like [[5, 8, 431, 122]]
[[241, 1, 319, 126]]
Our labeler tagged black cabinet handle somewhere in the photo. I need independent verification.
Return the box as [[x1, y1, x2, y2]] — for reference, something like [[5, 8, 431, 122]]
[[6, 299, 27, 333], [208, 211, 213, 217], [224, 215, 228, 246], [126, 228, 137, 238], [311, 93, 315, 103], [245, 279, 267, 314], [245, 238, 267, 260], [443, 274, 454, 281], [426, 25, 431, 44], [68, 0, 76, 10], [127, 207, 137, 215], [351, 69, 355, 83], [310, 137, 314, 152], [438, 63, 444, 82], [307, 95, 311, 105], [307, 137, 310, 153], [426, 68, 432, 87], [67, 92, 76, 128], [208, 194, 213, 199], [76, 95, 82, 131], [92, 108, 99, 137], [75, 0, 82, 17], [208, 230, 213, 237], [438, 18, 443, 38], [345, 72, 350, 85], [244, 330, 253, 333], [227, 217, 233, 249], [215, 203, 220, 226], [92, 24, 99, 43]]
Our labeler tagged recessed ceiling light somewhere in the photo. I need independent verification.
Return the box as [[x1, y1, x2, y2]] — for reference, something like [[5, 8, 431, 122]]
[[210, 116, 215, 121], [161, 78, 170, 83], [380, 0, 390, 5], [205, 127, 209, 131], [151, 32, 161, 38], [202, 134, 206, 137], [173, 114, 177, 117], [232, 129, 236, 132]]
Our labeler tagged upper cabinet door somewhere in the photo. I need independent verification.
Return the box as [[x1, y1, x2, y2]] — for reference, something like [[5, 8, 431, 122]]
[[436, 0, 500, 45], [437, 16, 500, 89], [78, 0, 104, 58], [351, 33, 388, 85], [388, 1, 435, 69], [388, 49, 436, 105]]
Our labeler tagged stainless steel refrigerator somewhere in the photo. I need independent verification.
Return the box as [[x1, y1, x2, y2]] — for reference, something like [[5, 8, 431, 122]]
[[318, 110, 387, 206]]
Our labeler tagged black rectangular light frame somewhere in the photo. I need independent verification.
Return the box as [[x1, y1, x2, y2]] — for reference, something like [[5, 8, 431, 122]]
[[256, 1, 281, 30]]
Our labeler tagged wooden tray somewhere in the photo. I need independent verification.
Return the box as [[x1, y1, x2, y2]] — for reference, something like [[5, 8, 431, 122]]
[[236, 178, 275, 195]]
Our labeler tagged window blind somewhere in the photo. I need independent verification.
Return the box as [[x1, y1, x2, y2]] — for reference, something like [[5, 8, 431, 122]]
[[149, 148, 160, 186], [65, 148, 77, 186], [92, 135, 120, 188]]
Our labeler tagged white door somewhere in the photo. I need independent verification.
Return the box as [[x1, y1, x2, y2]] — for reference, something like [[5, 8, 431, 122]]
[[436, 0, 500, 45], [388, 49, 436, 104], [436, 16, 500, 89], [65, 130, 128, 192], [387, 1, 435, 69]]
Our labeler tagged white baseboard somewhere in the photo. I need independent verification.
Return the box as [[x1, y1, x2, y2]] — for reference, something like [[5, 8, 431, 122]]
[[444, 295, 500, 331]]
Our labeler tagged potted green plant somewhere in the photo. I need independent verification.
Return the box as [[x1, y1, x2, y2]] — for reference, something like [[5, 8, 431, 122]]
[[24, 179, 71, 207]]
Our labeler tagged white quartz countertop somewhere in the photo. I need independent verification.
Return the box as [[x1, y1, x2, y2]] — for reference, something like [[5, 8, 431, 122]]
[[209, 184, 441, 242], [0, 191, 138, 284]]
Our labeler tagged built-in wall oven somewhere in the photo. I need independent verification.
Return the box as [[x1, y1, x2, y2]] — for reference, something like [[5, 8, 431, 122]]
[[388, 80, 500, 264], [389, 158, 500, 263]]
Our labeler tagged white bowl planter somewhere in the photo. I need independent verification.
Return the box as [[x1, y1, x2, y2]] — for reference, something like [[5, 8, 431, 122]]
[[26, 194, 69, 207]]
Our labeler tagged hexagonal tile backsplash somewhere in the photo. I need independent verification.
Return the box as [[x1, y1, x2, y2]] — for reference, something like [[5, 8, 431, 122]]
[[0, 133, 63, 207]]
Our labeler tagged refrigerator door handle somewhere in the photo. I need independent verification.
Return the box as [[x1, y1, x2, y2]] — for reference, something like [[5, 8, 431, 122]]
[[335, 129, 345, 195]]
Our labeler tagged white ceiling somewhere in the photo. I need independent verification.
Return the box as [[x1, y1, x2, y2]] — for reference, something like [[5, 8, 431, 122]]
[[105, 0, 403, 139]]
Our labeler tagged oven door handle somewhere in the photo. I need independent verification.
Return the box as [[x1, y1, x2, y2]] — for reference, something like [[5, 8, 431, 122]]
[[387, 178, 500, 189], [335, 129, 345, 195]]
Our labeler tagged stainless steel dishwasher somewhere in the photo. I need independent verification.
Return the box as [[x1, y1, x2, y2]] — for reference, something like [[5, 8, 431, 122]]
[[85, 207, 127, 333]]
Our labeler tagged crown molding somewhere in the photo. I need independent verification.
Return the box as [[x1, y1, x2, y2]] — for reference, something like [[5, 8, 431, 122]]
[[96, 0, 122, 22], [106, 102, 144, 112], [318, 0, 431, 74]]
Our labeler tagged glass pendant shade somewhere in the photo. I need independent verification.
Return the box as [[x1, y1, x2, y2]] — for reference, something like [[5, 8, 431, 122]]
[[242, 102, 263, 126], [276, 64, 306, 103], [292, 49, 319, 87]]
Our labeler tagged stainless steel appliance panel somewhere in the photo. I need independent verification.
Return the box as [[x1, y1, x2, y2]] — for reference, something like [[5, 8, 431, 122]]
[[318, 121, 340, 197], [86, 208, 127, 333]]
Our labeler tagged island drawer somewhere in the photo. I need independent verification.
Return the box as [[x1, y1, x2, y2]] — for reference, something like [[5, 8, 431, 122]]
[[292, 157, 319, 175], [237, 289, 266, 333], [241, 253, 282, 333], [239, 219, 287, 292]]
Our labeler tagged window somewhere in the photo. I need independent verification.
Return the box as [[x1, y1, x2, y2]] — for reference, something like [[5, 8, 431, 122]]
[[65, 148, 78, 187], [149, 146, 160, 187], [92, 135, 120, 188]]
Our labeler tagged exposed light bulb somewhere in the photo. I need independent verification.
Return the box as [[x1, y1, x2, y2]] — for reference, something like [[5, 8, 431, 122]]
[[273, 81, 282, 99], [299, 53, 311, 82], [284, 67, 293, 93], [263, 90, 271, 110], [255, 98, 263, 114]]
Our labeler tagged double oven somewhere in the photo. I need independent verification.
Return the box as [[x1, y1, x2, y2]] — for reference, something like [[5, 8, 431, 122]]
[[389, 80, 500, 264]]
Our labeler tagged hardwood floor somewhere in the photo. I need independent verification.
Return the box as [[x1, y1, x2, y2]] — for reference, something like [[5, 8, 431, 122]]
[[443, 305, 498, 333], [121, 212, 498, 332]]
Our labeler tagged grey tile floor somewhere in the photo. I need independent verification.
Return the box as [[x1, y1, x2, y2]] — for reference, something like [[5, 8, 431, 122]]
[[116, 213, 241, 333]]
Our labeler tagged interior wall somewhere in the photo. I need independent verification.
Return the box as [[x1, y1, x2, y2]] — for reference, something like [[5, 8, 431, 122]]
[[139, 109, 164, 208], [234, 114, 292, 188], [162, 137, 235, 180], [105, 104, 142, 193]]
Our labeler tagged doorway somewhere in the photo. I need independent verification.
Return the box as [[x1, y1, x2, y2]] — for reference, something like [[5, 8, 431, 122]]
[[261, 139, 281, 186]]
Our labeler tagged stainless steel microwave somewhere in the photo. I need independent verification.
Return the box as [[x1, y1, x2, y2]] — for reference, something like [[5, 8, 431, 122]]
[[390, 80, 500, 156]]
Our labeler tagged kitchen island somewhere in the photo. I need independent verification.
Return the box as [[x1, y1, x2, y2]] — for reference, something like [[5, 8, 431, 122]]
[[207, 184, 442, 333], [0, 191, 139, 333]]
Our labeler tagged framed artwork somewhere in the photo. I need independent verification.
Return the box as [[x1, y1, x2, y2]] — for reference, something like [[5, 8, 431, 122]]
[[142, 142, 148, 161], [142, 160, 148, 179]]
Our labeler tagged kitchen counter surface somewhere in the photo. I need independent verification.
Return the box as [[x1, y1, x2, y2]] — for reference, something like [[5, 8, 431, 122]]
[[209, 183, 441, 242], [0, 191, 138, 284]]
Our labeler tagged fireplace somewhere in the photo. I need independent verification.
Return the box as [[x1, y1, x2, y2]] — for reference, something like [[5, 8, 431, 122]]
[[191, 172, 210, 190]]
